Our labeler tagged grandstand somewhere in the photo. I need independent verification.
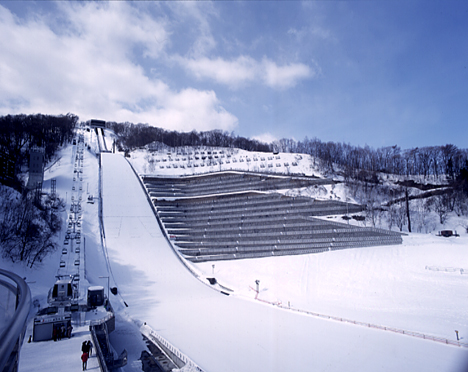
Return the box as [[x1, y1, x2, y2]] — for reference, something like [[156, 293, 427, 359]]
[[142, 171, 403, 262], [144, 171, 332, 198]]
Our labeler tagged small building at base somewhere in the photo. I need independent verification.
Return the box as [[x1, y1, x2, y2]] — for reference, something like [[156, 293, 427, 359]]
[[33, 313, 72, 342], [87, 286, 105, 307]]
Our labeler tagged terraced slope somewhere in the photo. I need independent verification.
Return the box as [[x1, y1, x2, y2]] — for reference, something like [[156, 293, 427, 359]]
[[142, 172, 403, 262]]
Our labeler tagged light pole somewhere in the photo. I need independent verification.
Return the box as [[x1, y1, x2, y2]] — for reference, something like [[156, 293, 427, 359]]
[[99, 276, 109, 301]]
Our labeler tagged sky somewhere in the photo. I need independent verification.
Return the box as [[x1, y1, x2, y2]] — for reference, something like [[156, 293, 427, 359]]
[[0, 1, 467, 150]]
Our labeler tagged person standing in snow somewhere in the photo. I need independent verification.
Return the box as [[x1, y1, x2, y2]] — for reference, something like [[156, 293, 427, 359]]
[[81, 351, 89, 370], [81, 341, 90, 370], [52, 325, 57, 341], [60, 324, 66, 340], [67, 321, 73, 338], [87, 340, 93, 356]]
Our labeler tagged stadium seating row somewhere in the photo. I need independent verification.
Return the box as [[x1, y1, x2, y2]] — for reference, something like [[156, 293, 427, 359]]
[[143, 171, 332, 198]]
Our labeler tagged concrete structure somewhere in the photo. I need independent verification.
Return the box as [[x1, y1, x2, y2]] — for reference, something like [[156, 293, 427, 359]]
[[90, 119, 106, 129], [26, 147, 45, 190]]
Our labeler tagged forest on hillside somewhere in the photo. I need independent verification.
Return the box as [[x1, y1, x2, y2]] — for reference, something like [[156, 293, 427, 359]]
[[0, 114, 75, 266], [0, 114, 466, 201], [0, 113, 77, 189], [107, 121, 468, 182]]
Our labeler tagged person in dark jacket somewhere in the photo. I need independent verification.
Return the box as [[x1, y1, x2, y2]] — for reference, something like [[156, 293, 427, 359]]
[[82, 341, 90, 354], [60, 324, 65, 340], [67, 322, 73, 338], [87, 340, 93, 356]]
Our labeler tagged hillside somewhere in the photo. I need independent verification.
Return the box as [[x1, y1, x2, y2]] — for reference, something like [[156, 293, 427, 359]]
[[124, 139, 467, 236], [1, 126, 467, 372]]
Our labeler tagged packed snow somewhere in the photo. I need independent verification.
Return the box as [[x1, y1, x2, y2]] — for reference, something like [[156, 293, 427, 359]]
[[1, 128, 467, 372]]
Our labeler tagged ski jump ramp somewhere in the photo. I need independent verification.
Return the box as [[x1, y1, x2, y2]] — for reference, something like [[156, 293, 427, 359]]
[[101, 153, 467, 372]]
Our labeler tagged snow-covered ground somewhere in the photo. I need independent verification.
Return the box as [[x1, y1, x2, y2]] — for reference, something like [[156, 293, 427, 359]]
[[2, 130, 468, 371], [101, 152, 468, 372], [196, 234, 468, 340]]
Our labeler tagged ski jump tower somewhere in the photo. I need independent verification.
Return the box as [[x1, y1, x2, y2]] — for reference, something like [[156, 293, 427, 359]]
[[27, 146, 45, 191]]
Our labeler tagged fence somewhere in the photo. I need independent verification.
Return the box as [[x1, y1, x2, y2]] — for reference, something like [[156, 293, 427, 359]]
[[90, 326, 109, 372], [253, 293, 468, 349], [141, 324, 205, 372], [425, 266, 466, 274]]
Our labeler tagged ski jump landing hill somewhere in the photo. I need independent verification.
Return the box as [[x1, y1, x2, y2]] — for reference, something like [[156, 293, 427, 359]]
[[101, 152, 468, 372]]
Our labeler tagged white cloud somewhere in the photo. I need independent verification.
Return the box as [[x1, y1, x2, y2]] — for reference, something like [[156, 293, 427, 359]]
[[168, 2, 315, 90], [0, 3, 237, 132], [150, 88, 237, 132], [179, 56, 314, 89], [261, 58, 313, 89], [58, 2, 169, 60], [252, 132, 277, 144], [181, 56, 257, 87]]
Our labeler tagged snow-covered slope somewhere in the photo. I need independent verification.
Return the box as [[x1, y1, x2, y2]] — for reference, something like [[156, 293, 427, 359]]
[[3, 132, 468, 372]]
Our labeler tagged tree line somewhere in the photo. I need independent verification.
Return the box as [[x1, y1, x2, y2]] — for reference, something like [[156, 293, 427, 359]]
[[106, 122, 271, 153], [0, 113, 78, 188], [273, 137, 468, 182]]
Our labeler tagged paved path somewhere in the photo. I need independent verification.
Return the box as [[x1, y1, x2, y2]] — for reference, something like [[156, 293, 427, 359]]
[[19, 323, 99, 372]]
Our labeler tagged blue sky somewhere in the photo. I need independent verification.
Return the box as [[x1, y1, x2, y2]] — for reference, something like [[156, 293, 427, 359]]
[[0, 1, 467, 149]]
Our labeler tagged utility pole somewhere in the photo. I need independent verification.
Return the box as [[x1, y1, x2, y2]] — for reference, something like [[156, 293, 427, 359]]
[[405, 187, 411, 233]]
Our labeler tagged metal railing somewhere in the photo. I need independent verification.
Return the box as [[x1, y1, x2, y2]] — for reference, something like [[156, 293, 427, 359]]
[[141, 324, 205, 372], [90, 325, 109, 372], [0, 269, 31, 372]]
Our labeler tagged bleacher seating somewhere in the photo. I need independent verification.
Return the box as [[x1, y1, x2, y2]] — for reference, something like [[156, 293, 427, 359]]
[[142, 171, 403, 262], [143, 171, 332, 198]]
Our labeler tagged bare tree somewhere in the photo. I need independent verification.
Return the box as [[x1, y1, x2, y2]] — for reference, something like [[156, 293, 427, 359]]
[[0, 186, 62, 267], [433, 194, 449, 225]]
